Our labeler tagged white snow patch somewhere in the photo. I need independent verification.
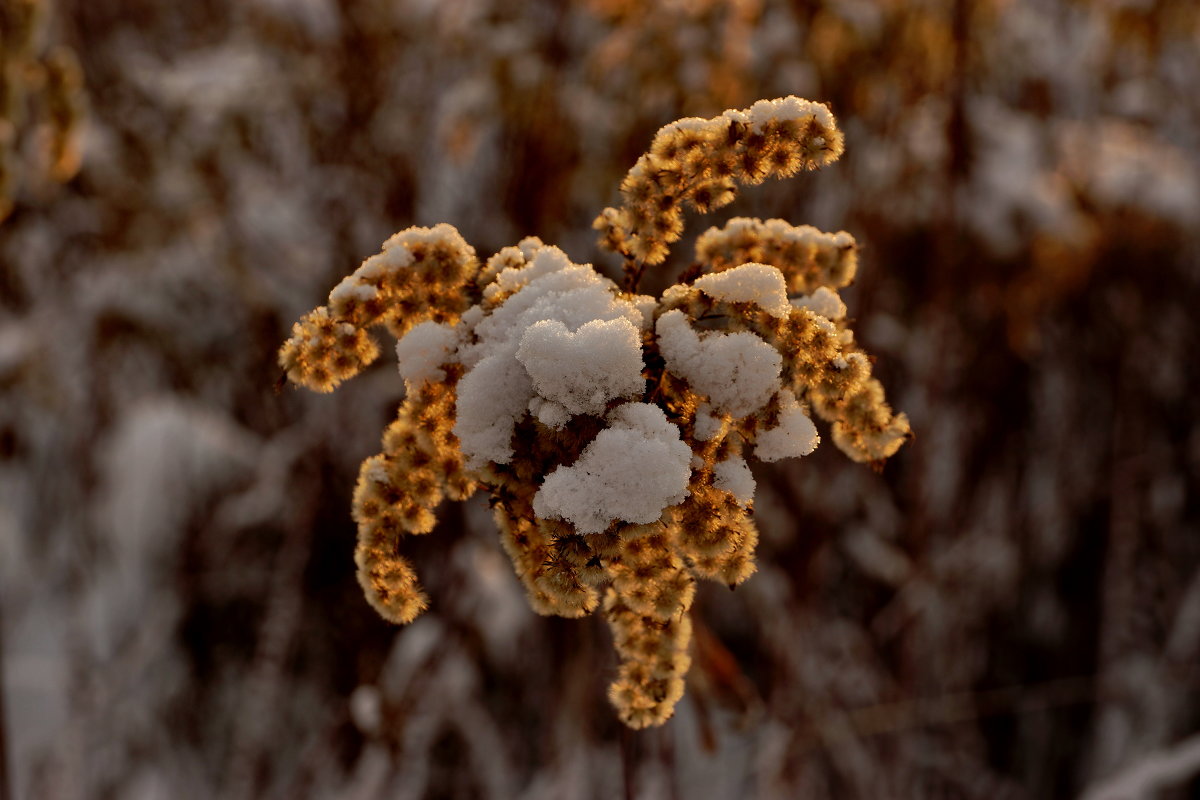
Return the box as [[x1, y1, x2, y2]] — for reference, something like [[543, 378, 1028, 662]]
[[454, 249, 648, 466], [454, 349, 533, 466], [656, 310, 782, 417], [395, 320, 459, 389], [484, 244, 573, 300], [517, 317, 645, 418], [755, 390, 820, 462], [694, 263, 791, 317], [528, 396, 571, 429], [746, 96, 835, 134], [356, 246, 413, 281], [631, 294, 658, 328], [329, 276, 378, 307], [791, 286, 847, 320], [532, 403, 692, 534], [713, 456, 755, 506]]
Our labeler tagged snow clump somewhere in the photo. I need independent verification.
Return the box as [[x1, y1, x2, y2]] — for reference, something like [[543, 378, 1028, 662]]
[[532, 403, 692, 534], [655, 309, 782, 417], [713, 456, 756, 507], [791, 286, 847, 321], [453, 245, 649, 466], [395, 321, 460, 389], [755, 389, 820, 462], [516, 317, 645, 423], [693, 263, 792, 317]]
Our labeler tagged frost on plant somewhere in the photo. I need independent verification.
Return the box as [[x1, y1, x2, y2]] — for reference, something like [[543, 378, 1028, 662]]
[[279, 97, 910, 729]]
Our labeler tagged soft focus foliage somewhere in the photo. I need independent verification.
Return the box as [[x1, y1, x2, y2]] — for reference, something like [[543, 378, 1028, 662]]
[[0, 0, 84, 222], [2, 0, 1199, 797]]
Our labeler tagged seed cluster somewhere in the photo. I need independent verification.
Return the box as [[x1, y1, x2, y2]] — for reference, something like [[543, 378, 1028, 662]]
[[696, 216, 859, 294], [278, 225, 478, 392], [280, 98, 909, 728], [658, 280, 909, 466], [594, 96, 844, 281], [353, 367, 476, 624]]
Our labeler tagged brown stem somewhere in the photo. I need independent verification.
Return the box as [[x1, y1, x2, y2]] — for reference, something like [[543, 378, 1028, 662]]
[[623, 257, 647, 294]]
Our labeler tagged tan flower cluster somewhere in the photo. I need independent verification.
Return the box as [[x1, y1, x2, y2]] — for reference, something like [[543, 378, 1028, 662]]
[[593, 96, 844, 281], [353, 368, 476, 624], [280, 98, 908, 729], [278, 224, 479, 392], [696, 216, 859, 294], [657, 275, 909, 466], [1, 0, 86, 223]]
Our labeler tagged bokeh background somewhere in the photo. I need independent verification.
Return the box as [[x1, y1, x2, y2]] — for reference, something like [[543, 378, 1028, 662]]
[[2, 0, 1199, 798]]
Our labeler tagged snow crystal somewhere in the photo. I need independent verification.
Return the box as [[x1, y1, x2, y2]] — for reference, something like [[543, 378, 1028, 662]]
[[395, 321, 458, 389], [608, 401, 680, 439], [713, 456, 755, 506], [791, 286, 847, 320], [516, 317, 645, 419], [755, 390, 819, 462], [696, 218, 859, 289], [382, 222, 462, 252], [693, 263, 791, 317], [659, 282, 692, 307], [722, 108, 749, 127], [355, 251, 399, 282], [532, 403, 692, 534], [459, 304, 485, 331], [656, 310, 782, 417]]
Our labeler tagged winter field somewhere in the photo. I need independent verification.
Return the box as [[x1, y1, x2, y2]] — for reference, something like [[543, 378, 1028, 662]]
[[2, 1, 1198, 798]]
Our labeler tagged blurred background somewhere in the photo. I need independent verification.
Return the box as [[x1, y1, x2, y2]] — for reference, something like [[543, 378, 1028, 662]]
[[2, 0, 1198, 797]]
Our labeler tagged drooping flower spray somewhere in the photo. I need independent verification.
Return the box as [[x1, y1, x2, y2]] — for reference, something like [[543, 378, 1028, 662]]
[[280, 97, 909, 728]]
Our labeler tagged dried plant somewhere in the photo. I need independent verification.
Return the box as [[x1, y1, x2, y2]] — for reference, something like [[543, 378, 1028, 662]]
[[280, 97, 909, 728], [5, 0, 1199, 796]]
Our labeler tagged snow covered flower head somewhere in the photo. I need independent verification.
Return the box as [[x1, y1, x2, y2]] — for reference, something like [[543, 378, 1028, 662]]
[[279, 97, 909, 729]]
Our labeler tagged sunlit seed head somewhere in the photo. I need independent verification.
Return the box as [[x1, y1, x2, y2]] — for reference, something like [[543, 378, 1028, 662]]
[[281, 99, 909, 731], [738, 151, 767, 183]]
